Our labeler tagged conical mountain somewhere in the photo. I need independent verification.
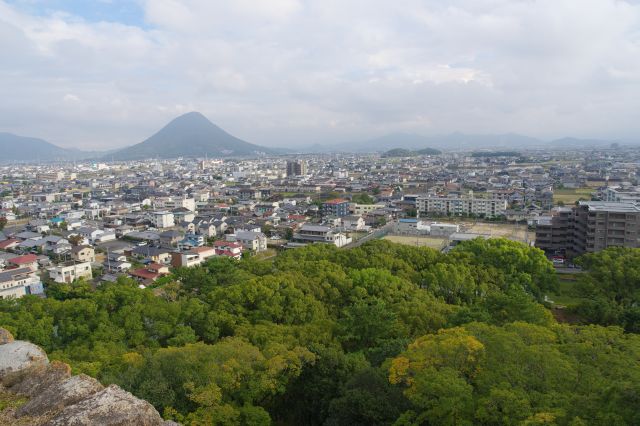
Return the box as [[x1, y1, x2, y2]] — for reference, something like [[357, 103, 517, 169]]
[[109, 112, 272, 160]]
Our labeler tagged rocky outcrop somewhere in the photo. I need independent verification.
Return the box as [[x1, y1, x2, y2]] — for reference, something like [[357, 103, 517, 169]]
[[0, 341, 48, 376], [47, 384, 164, 426], [0, 328, 173, 425], [17, 374, 104, 418]]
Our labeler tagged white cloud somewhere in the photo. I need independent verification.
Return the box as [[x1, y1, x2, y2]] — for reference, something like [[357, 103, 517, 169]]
[[1, 0, 640, 149]]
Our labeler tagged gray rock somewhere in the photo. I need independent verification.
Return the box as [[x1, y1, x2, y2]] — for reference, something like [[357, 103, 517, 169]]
[[0, 341, 48, 377], [46, 384, 164, 426], [5, 361, 71, 396], [17, 374, 104, 418], [0, 328, 14, 344]]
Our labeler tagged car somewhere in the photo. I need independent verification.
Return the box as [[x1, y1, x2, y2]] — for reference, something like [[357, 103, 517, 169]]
[[137, 241, 148, 246]]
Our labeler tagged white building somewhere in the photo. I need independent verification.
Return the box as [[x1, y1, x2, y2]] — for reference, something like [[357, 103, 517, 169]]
[[227, 231, 268, 252], [48, 262, 93, 283], [155, 197, 197, 212], [350, 203, 387, 216], [416, 196, 507, 218], [293, 224, 352, 248], [152, 211, 175, 228], [0, 268, 43, 299]]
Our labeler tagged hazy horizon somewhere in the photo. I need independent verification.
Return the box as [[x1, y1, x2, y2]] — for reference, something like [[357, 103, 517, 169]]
[[2, 0, 640, 150]]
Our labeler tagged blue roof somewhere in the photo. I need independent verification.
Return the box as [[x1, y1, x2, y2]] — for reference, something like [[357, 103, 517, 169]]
[[399, 218, 418, 223]]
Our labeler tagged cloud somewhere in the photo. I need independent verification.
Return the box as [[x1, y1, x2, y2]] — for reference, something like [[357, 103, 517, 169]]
[[1, 0, 640, 149]]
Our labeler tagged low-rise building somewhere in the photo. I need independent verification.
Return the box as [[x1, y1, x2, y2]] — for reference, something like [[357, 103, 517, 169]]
[[71, 246, 95, 263], [48, 262, 93, 283], [293, 224, 352, 248], [0, 267, 43, 299]]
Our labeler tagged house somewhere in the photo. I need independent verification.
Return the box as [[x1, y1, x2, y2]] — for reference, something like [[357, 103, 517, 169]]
[[177, 233, 205, 251], [172, 207, 195, 223], [159, 230, 184, 248], [197, 223, 217, 238], [41, 235, 71, 252], [71, 246, 96, 263], [213, 241, 243, 260], [0, 239, 20, 251], [0, 267, 43, 299], [171, 246, 216, 268], [341, 215, 366, 231], [7, 254, 39, 272], [292, 224, 352, 248], [129, 246, 172, 264], [129, 263, 170, 283], [227, 230, 267, 252], [94, 230, 116, 244], [76, 227, 103, 244], [48, 262, 93, 283]]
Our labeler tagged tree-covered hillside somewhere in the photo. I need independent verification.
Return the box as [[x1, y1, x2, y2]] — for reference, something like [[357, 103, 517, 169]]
[[1, 239, 639, 425]]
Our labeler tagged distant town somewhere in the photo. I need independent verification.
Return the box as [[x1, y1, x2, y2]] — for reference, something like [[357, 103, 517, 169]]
[[1, 145, 639, 299]]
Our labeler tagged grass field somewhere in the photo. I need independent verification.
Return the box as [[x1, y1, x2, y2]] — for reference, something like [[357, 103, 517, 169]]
[[546, 273, 588, 307], [553, 187, 593, 204], [383, 235, 448, 249]]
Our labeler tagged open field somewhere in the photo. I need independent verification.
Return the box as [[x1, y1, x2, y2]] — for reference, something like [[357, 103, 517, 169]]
[[465, 222, 531, 242], [553, 187, 593, 204], [546, 273, 588, 308], [383, 235, 448, 249]]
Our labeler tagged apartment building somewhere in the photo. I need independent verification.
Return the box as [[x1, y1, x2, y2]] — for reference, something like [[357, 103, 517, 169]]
[[416, 196, 507, 218], [322, 199, 350, 217], [286, 160, 307, 177], [535, 201, 640, 257], [350, 203, 386, 216]]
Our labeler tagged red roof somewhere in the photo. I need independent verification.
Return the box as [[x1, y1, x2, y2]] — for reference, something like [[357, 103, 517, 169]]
[[146, 263, 166, 272], [129, 268, 160, 281], [216, 250, 241, 258], [191, 246, 214, 253], [213, 241, 242, 249], [0, 239, 19, 250], [9, 254, 38, 264]]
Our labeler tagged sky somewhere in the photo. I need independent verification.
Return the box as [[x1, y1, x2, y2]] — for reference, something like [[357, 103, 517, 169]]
[[2, 0, 640, 150]]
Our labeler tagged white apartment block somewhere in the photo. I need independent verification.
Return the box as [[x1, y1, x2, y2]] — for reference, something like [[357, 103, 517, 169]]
[[416, 196, 507, 218], [152, 211, 175, 228], [154, 197, 196, 212]]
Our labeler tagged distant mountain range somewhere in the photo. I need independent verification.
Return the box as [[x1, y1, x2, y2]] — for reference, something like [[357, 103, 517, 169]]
[[300, 132, 621, 153], [0, 114, 627, 163], [381, 147, 442, 158], [0, 133, 109, 163]]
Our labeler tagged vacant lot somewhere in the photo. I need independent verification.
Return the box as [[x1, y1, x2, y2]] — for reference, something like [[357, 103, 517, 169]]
[[553, 187, 593, 204], [465, 222, 531, 243], [384, 235, 447, 249]]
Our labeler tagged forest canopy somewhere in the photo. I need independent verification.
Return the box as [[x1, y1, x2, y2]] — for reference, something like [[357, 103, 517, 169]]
[[1, 239, 639, 425]]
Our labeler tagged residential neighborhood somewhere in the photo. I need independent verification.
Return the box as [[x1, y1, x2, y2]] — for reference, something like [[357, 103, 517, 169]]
[[2, 146, 640, 297]]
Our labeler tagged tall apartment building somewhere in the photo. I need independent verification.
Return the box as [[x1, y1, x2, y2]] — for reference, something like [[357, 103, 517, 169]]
[[535, 201, 640, 257], [323, 199, 350, 217], [286, 160, 307, 177], [416, 196, 507, 218]]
